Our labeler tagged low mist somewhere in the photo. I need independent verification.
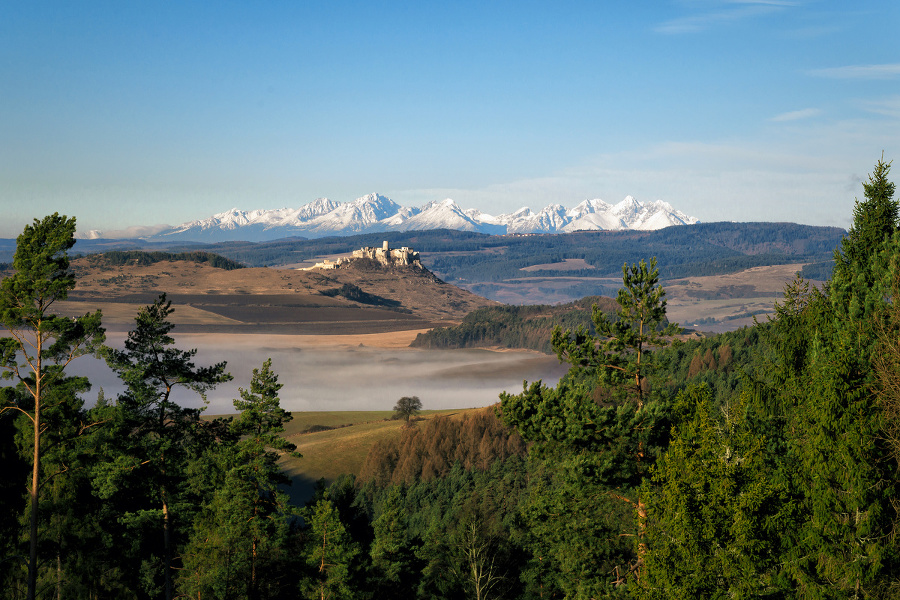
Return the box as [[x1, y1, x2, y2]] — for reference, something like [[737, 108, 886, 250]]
[[65, 333, 569, 414]]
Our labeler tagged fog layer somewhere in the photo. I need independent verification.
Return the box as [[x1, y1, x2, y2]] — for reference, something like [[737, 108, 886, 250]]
[[66, 333, 569, 414]]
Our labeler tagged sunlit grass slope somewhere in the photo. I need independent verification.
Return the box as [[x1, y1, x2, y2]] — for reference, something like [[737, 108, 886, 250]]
[[211, 409, 475, 504]]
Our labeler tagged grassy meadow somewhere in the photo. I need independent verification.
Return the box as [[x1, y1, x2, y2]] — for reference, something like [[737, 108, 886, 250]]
[[208, 408, 476, 504]]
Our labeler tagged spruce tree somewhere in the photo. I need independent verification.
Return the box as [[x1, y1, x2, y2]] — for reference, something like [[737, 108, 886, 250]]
[[831, 156, 898, 323], [638, 385, 793, 599], [761, 158, 900, 597]]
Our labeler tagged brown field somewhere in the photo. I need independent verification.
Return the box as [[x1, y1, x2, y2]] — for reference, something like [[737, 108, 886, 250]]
[[56, 257, 496, 333], [446, 262, 819, 332], [664, 263, 822, 332], [520, 258, 596, 271]]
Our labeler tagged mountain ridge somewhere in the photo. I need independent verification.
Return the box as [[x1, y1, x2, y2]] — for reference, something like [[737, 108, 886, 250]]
[[81, 193, 698, 242]]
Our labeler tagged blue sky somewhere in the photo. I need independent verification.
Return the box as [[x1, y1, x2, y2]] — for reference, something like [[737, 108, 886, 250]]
[[1, 1, 898, 238]]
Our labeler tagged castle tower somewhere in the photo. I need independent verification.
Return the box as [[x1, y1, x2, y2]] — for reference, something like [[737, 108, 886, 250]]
[[382, 240, 389, 252]]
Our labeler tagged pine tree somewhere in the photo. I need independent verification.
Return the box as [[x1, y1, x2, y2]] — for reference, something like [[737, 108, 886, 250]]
[[501, 257, 679, 590], [100, 294, 231, 600], [302, 499, 360, 600], [552, 257, 679, 407], [0, 214, 104, 600], [180, 358, 299, 600]]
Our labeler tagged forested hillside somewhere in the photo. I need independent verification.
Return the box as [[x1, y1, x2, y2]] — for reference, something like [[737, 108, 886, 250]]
[[410, 295, 619, 352], [0, 158, 896, 599]]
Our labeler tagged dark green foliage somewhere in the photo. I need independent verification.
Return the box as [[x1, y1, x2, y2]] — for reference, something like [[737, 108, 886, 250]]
[[800, 260, 834, 280], [0, 214, 105, 600], [100, 295, 231, 600], [652, 325, 769, 407], [368, 486, 419, 598], [411, 296, 618, 352], [392, 395, 422, 422], [639, 385, 794, 599], [300, 499, 361, 600], [180, 358, 299, 600], [499, 258, 680, 594]]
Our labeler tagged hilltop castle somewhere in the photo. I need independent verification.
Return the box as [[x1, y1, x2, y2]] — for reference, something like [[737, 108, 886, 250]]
[[306, 241, 421, 270]]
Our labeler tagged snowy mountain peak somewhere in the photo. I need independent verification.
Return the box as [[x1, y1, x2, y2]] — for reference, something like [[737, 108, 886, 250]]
[[139, 193, 697, 242]]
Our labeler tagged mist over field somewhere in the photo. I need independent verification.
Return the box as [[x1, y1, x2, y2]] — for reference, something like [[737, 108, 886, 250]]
[[67, 333, 569, 414]]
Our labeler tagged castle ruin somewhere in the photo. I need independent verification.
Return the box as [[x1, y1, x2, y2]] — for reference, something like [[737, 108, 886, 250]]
[[305, 241, 421, 270]]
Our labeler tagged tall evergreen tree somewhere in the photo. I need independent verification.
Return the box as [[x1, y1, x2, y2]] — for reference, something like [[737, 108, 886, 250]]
[[831, 156, 898, 323], [552, 257, 679, 407], [369, 486, 417, 597], [638, 384, 793, 599], [100, 294, 231, 600], [180, 358, 299, 600], [502, 257, 679, 592], [302, 499, 360, 600], [0, 214, 104, 600], [760, 158, 900, 597]]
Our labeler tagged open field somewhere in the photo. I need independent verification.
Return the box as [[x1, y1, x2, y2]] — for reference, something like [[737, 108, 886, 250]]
[[519, 258, 597, 272], [664, 263, 822, 332], [269, 409, 467, 502]]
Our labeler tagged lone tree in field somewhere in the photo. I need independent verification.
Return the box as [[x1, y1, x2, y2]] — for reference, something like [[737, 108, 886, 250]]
[[0, 214, 105, 600], [393, 396, 422, 422]]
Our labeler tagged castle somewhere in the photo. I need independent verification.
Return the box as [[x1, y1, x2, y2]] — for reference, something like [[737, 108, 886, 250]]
[[306, 241, 421, 270]]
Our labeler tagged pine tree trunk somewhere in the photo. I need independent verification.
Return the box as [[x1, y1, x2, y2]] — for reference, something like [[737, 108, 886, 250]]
[[635, 496, 647, 579], [27, 354, 42, 600], [250, 535, 257, 600], [27, 411, 39, 600]]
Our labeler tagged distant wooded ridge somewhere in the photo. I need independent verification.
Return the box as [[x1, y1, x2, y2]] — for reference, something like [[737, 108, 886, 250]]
[[39, 222, 843, 285], [81, 250, 245, 270], [411, 296, 620, 353]]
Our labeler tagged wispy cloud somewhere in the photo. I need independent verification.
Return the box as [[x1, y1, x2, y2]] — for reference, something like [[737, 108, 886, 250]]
[[770, 108, 823, 122], [78, 224, 173, 239], [809, 64, 900, 80], [655, 0, 795, 34], [859, 96, 900, 119]]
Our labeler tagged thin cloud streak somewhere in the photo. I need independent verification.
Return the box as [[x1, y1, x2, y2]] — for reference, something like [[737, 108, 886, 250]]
[[770, 108, 824, 122], [859, 96, 900, 119], [809, 64, 900, 80], [655, 0, 793, 34]]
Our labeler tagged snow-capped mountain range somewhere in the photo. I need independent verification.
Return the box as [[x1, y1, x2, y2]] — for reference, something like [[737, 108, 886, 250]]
[[85, 194, 699, 242]]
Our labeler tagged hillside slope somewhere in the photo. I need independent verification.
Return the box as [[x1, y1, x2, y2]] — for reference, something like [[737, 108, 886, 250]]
[[48, 255, 497, 333]]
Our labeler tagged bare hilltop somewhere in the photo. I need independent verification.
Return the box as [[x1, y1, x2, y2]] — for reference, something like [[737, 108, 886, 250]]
[[49, 253, 496, 335]]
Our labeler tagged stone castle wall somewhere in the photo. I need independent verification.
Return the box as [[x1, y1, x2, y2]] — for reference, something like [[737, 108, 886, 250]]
[[307, 241, 421, 270]]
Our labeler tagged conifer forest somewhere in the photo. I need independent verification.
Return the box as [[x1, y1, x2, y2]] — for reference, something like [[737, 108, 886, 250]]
[[2, 157, 900, 599]]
